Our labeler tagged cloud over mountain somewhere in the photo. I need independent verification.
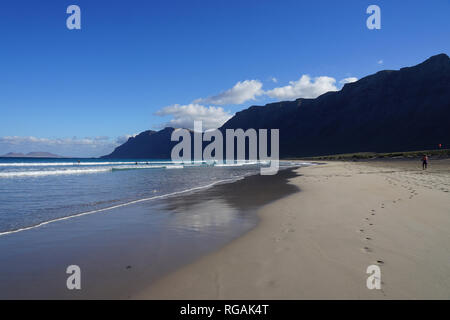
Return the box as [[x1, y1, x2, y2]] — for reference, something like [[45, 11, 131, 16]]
[[154, 104, 233, 130], [339, 77, 358, 84], [194, 80, 263, 105], [265, 75, 338, 100]]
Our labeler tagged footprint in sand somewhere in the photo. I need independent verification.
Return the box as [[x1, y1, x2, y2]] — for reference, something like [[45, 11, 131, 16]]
[[376, 260, 384, 265], [363, 246, 373, 253], [365, 237, 372, 241]]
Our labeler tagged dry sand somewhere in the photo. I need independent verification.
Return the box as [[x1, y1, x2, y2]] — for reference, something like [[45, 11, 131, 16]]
[[134, 159, 450, 299]]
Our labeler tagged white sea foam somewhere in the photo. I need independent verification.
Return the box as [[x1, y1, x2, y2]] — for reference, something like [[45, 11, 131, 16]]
[[0, 168, 112, 178], [111, 165, 166, 171], [0, 164, 175, 177], [214, 161, 258, 167], [0, 161, 180, 167], [0, 160, 274, 167]]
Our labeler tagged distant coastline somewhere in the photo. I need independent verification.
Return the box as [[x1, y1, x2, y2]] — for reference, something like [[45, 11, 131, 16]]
[[0, 152, 65, 158]]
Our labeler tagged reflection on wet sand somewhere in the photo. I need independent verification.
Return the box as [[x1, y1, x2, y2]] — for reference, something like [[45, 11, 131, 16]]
[[161, 168, 300, 232]]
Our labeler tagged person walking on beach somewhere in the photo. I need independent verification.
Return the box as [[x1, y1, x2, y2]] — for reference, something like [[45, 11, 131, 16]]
[[422, 154, 428, 170]]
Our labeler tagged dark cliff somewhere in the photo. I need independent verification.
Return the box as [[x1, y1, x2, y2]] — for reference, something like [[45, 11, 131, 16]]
[[103, 54, 450, 159]]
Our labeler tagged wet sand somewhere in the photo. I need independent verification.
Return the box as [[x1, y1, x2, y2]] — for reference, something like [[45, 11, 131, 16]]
[[134, 159, 450, 299]]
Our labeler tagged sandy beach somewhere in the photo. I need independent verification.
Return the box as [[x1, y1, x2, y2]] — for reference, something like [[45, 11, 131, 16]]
[[134, 159, 450, 299]]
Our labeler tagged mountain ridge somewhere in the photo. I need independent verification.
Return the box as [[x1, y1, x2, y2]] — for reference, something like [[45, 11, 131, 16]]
[[102, 53, 450, 159]]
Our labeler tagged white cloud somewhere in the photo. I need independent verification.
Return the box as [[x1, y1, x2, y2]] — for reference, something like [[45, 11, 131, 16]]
[[155, 103, 233, 130], [265, 75, 338, 100], [0, 136, 107, 146], [153, 73, 354, 130], [115, 134, 137, 145], [339, 77, 358, 85], [0, 135, 131, 157], [194, 80, 263, 105], [378, 60, 384, 65]]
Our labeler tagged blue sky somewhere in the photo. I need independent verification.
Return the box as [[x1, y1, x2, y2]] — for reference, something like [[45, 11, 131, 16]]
[[1, 0, 449, 157]]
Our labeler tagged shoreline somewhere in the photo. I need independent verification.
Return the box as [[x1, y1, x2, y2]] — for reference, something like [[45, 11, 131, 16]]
[[0, 176, 243, 237], [134, 159, 450, 299], [0, 160, 302, 236], [0, 166, 302, 299]]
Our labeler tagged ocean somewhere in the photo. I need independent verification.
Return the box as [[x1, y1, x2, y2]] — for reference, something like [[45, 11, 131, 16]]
[[0, 158, 307, 235], [0, 157, 310, 298]]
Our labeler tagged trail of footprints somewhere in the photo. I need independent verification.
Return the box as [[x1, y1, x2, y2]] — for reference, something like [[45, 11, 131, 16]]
[[358, 186, 415, 288], [360, 205, 385, 265], [359, 204, 387, 293], [273, 169, 439, 291], [360, 170, 439, 292], [358, 195, 413, 295], [385, 171, 449, 194]]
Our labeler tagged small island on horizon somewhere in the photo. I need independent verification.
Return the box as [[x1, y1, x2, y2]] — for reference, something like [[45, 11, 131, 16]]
[[0, 152, 65, 158]]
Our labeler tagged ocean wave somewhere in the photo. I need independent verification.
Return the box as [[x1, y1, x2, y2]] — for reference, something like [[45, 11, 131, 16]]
[[0, 160, 275, 168], [0, 161, 312, 178], [0, 161, 179, 167], [0, 164, 178, 177], [214, 162, 258, 167], [0, 168, 111, 178], [111, 165, 167, 171]]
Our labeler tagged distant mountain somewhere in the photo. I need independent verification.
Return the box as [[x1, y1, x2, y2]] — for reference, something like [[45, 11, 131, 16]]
[[1, 152, 64, 158], [102, 127, 178, 159], [102, 53, 450, 159]]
